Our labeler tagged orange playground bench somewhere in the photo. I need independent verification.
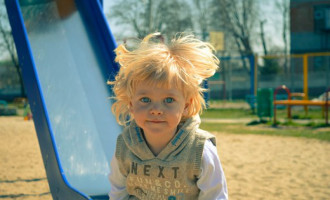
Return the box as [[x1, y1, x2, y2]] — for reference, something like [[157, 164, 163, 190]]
[[273, 86, 329, 125]]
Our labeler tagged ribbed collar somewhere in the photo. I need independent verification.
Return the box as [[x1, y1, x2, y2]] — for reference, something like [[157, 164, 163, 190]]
[[121, 115, 201, 161]]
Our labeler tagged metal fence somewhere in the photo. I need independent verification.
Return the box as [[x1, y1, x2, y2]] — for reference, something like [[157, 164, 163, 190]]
[[1, 53, 329, 102], [208, 52, 330, 100], [0, 64, 21, 101]]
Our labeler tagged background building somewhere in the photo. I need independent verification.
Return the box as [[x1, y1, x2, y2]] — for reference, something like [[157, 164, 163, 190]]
[[291, 0, 330, 53]]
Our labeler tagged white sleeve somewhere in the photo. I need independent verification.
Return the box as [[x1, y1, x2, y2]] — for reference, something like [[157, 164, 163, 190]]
[[108, 155, 130, 200], [197, 139, 228, 200]]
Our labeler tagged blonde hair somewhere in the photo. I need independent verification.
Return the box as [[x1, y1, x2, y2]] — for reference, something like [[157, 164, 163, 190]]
[[109, 32, 219, 125]]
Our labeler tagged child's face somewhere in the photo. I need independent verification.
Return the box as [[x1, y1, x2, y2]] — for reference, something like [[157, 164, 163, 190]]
[[129, 80, 189, 140]]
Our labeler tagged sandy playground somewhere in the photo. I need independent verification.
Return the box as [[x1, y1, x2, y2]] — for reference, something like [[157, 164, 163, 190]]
[[0, 116, 330, 200]]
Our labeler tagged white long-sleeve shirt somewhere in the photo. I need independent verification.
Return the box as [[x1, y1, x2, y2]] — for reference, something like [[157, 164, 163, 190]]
[[109, 139, 228, 200]]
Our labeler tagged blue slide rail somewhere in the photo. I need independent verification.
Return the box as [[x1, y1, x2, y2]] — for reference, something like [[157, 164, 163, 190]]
[[5, 0, 122, 199]]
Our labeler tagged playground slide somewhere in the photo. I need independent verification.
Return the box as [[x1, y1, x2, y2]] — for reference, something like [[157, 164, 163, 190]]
[[5, 0, 121, 199]]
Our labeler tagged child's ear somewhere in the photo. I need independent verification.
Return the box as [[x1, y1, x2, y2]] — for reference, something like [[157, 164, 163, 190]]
[[183, 99, 192, 116]]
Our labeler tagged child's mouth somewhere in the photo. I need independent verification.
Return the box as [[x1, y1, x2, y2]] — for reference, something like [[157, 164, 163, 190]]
[[148, 120, 164, 123]]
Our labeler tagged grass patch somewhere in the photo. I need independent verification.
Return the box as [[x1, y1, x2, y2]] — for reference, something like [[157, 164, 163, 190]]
[[200, 122, 330, 142], [202, 107, 326, 120], [201, 108, 255, 119], [200, 106, 330, 142]]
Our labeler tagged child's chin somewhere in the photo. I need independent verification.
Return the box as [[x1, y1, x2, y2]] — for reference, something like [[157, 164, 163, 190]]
[[144, 125, 175, 135]]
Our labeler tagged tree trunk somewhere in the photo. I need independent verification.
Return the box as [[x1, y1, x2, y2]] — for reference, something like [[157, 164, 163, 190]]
[[0, 27, 25, 97]]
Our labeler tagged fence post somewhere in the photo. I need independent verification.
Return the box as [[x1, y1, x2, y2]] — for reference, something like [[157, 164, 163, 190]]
[[249, 55, 255, 97]]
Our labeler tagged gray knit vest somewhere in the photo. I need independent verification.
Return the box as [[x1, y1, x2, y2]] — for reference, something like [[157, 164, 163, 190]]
[[115, 116, 216, 200]]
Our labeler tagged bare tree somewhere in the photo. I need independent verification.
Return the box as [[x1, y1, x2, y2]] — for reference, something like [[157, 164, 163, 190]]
[[107, 0, 193, 40], [275, 0, 290, 74], [192, 0, 212, 40], [107, 0, 150, 39], [258, 18, 281, 76], [210, 0, 259, 74], [0, 0, 25, 97], [259, 19, 268, 55]]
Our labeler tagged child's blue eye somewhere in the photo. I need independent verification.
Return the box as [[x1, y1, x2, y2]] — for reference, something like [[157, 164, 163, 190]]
[[164, 97, 174, 103], [140, 97, 151, 103]]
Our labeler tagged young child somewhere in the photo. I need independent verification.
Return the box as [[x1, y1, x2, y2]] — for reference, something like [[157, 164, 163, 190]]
[[108, 33, 228, 199]]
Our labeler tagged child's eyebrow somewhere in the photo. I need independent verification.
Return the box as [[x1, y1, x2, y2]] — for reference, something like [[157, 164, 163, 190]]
[[135, 90, 149, 96], [166, 89, 183, 96], [135, 90, 181, 97], [165, 92, 180, 97]]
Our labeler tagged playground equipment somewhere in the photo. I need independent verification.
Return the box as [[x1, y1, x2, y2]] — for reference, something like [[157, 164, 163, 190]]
[[255, 52, 330, 100], [273, 85, 329, 125], [253, 52, 329, 119], [290, 52, 330, 101], [215, 52, 328, 102], [5, 0, 121, 199]]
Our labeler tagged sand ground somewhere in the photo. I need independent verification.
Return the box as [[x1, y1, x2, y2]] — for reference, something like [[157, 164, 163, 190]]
[[0, 116, 329, 200]]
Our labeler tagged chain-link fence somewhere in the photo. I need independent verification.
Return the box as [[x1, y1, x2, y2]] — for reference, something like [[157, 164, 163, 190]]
[[1, 53, 329, 102], [0, 63, 21, 101], [209, 55, 253, 100], [258, 53, 330, 99], [208, 53, 330, 100]]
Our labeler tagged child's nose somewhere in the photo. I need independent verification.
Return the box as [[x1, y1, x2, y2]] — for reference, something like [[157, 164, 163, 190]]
[[150, 104, 163, 115]]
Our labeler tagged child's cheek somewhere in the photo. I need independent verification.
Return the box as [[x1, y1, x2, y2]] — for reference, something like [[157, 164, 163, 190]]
[[134, 104, 150, 113]]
